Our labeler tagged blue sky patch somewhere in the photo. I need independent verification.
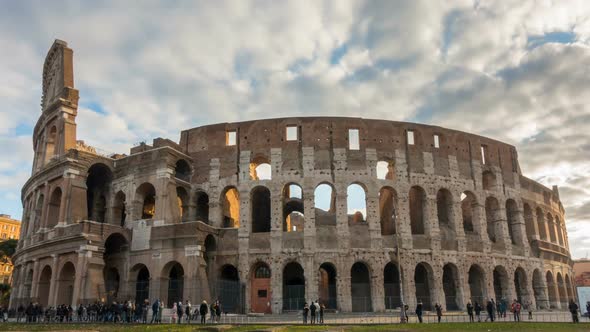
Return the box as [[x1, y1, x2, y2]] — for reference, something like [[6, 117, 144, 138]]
[[527, 31, 576, 49]]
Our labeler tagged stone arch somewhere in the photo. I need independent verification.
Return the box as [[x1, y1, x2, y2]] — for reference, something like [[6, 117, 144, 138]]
[[251, 186, 271, 233], [379, 186, 397, 235], [283, 183, 304, 232], [103, 233, 128, 303], [347, 183, 367, 223], [113, 191, 126, 226], [195, 191, 209, 223], [250, 155, 271, 180], [283, 261, 305, 311], [505, 199, 519, 245], [251, 262, 271, 313], [38, 265, 52, 307], [409, 186, 427, 234], [314, 183, 336, 225], [319, 262, 337, 309], [176, 186, 190, 222], [218, 264, 241, 313], [47, 187, 62, 227], [442, 263, 461, 310], [86, 163, 112, 223], [523, 203, 535, 245], [174, 159, 192, 182], [351, 261, 372, 312], [485, 197, 500, 243], [161, 261, 184, 308], [536, 208, 547, 240], [414, 262, 434, 311], [221, 186, 239, 228], [384, 262, 401, 309], [556, 272, 567, 308], [514, 267, 529, 303], [461, 191, 477, 233], [376, 160, 395, 180], [482, 170, 496, 191], [468, 264, 486, 305], [493, 266, 509, 301], [130, 263, 150, 304], [56, 262, 76, 305], [532, 269, 546, 309], [136, 182, 156, 220], [546, 271, 558, 309]]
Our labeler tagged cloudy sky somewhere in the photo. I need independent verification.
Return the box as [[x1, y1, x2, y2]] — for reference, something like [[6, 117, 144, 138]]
[[0, 0, 589, 258]]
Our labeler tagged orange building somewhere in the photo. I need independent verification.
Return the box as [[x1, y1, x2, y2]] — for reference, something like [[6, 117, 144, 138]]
[[574, 259, 590, 287], [0, 215, 21, 285]]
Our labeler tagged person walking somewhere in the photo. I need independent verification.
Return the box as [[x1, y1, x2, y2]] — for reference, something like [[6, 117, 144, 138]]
[[415, 301, 423, 323], [569, 299, 579, 323], [435, 303, 443, 323], [319, 302, 325, 324], [150, 299, 159, 324], [215, 300, 221, 323], [199, 301, 208, 324], [302, 302, 309, 324], [467, 301, 474, 322], [511, 299, 521, 322], [185, 300, 192, 323], [310, 300, 316, 324], [177, 301, 184, 324], [526, 301, 533, 320], [171, 302, 178, 324], [485, 299, 494, 322]]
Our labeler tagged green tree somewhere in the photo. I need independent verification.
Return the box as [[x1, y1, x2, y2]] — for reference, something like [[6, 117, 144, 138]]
[[0, 239, 17, 264]]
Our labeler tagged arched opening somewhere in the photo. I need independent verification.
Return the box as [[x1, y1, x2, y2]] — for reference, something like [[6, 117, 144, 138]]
[[221, 187, 239, 228], [133, 264, 150, 305], [251, 262, 271, 313], [47, 187, 62, 227], [56, 262, 76, 305], [195, 191, 209, 222], [565, 274, 574, 302], [482, 171, 496, 191], [250, 156, 271, 180], [536, 208, 547, 240], [283, 262, 305, 311], [493, 266, 509, 302], [283, 184, 304, 232], [409, 186, 427, 234], [384, 262, 401, 309], [319, 263, 337, 309], [379, 187, 397, 235], [164, 262, 184, 308], [218, 265, 241, 313], [44, 126, 57, 163], [176, 187, 189, 222], [314, 183, 336, 225], [437, 189, 456, 249], [547, 214, 557, 243], [347, 184, 367, 223], [103, 233, 128, 303], [414, 263, 433, 311], [532, 269, 546, 309], [468, 265, 486, 305], [136, 183, 156, 219], [204, 235, 216, 279], [376, 160, 395, 180], [461, 191, 477, 233], [514, 267, 528, 303], [485, 197, 500, 243], [86, 163, 112, 223], [38, 266, 52, 307], [351, 262, 372, 312], [505, 199, 518, 245], [174, 159, 191, 182], [251, 186, 271, 233], [113, 191, 126, 226], [546, 271, 558, 309], [523, 204, 535, 245], [442, 263, 461, 310], [556, 273, 567, 308]]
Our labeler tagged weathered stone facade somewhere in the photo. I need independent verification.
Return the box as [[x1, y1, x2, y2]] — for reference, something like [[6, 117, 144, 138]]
[[10, 40, 575, 313]]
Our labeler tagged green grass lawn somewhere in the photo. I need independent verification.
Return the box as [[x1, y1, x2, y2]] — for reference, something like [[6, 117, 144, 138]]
[[0, 323, 588, 332]]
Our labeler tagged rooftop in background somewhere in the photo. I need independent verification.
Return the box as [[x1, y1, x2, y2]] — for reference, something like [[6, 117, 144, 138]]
[[574, 259, 590, 287], [0, 215, 20, 224]]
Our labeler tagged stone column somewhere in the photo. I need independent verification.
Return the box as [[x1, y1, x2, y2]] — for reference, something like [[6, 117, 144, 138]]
[[30, 259, 40, 301], [304, 256, 318, 305], [395, 190, 413, 250], [365, 191, 383, 249], [270, 189, 282, 254], [425, 192, 441, 252], [453, 196, 467, 252], [303, 187, 316, 251], [48, 254, 59, 307], [72, 249, 88, 306], [338, 261, 352, 312], [270, 261, 282, 313], [335, 184, 350, 251], [371, 264, 385, 312]]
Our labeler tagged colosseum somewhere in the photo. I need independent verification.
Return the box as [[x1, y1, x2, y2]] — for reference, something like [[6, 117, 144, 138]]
[[10, 40, 575, 314]]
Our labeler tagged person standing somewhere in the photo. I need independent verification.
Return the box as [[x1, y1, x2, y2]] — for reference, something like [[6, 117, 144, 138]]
[[150, 299, 159, 324], [310, 300, 316, 324], [171, 302, 178, 324], [185, 300, 192, 323], [319, 302, 325, 324], [485, 300, 494, 322], [415, 301, 423, 323], [526, 301, 533, 320], [199, 301, 208, 324], [511, 299, 521, 322], [215, 300, 221, 323], [586, 301, 590, 321], [435, 303, 443, 323], [177, 301, 184, 324], [467, 301, 474, 322], [302, 302, 309, 324], [569, 299, 579, 323]]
